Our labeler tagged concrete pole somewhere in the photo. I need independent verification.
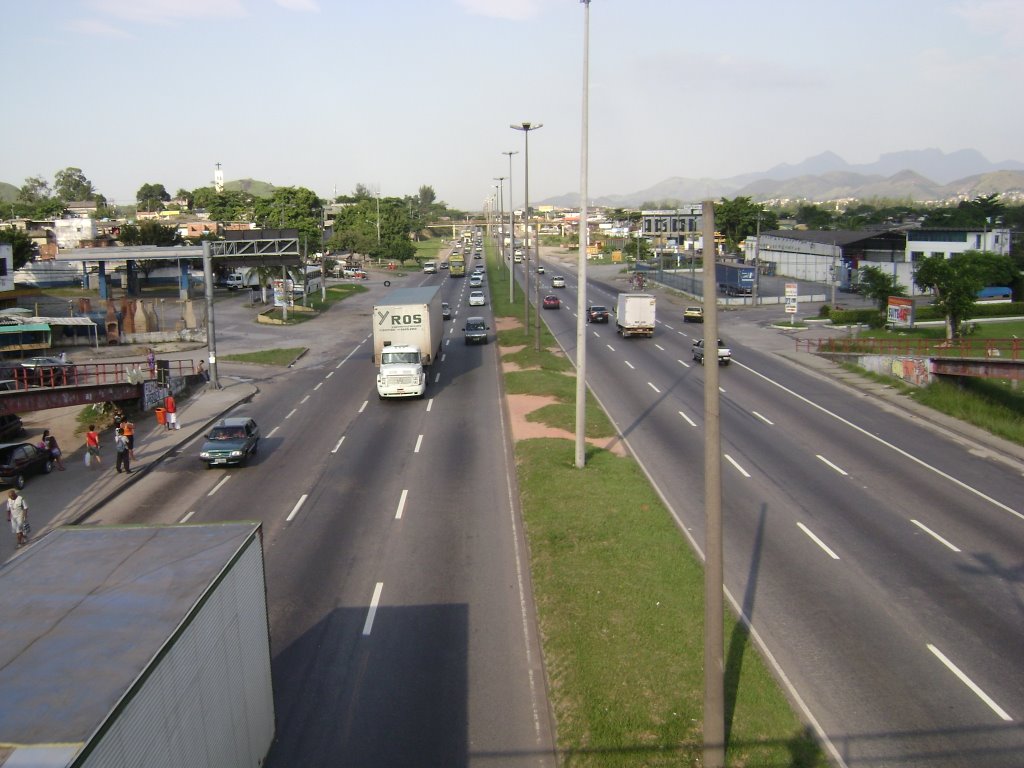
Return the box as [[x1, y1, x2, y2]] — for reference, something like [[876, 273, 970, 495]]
[[201, 241, 220, 389], [701, 199, 724, 768], [513, 123, 543, 337], [574, 0, 590, 469], [503, 151, 518, 304]]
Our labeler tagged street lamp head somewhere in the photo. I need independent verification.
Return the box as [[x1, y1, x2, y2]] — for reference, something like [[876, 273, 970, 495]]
[[511, 122, 543, 132]]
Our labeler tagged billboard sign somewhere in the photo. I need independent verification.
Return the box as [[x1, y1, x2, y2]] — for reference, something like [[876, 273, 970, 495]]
[[887, 296, 914, 328]]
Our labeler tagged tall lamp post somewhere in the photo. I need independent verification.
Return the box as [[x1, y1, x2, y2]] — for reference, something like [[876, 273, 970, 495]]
[[493, 176, 506, 263], [502, 150, 518, 304], [512, 121, 543, 346], [575, 0, 590, 468]]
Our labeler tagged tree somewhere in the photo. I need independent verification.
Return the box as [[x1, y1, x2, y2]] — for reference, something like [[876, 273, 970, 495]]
[[857, 265, 907, 317], [714, 197, 779, 251], [252, 186, 323, 251], [192, 187, 254, 221], [174, 188, 193, 209], [118, 220, 182, 247], [18, 175, 51, 203], [54, 167, 97, 201], [136, 183, 170, 212], [795, 204, 833, 230], [0, 228, 35, 269], [913, 250, 1017, 338]]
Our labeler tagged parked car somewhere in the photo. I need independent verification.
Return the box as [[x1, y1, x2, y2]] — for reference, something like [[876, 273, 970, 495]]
[[683, 306, 704, 323], [442, 302, 452, 320], [586, 305, 609, 323], [469, 290, 486, 306], [551, 276, 566, 288], [463, 316, 489, 345], [0, 441, 54, 489], [0, 414, 25, 442], [198, 417, 260, 468], [543, 294, 561, 310]]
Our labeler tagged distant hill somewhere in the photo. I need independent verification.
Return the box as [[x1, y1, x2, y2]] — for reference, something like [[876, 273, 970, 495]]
[[0, 182, 19, 203], [544, 148, 1024, 207], [223, 179, 276, 198]]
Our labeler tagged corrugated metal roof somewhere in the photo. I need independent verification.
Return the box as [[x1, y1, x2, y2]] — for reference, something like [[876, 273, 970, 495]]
[[0, 523, 260, 754]]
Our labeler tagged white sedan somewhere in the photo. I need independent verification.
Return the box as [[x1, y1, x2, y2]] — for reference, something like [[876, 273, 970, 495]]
[[551, 276, 566, 288], [469, 290, 486, 306]]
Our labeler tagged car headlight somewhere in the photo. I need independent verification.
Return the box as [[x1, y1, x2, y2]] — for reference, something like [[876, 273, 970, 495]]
[[199, 451, 210, 459], [230, 450, 243, 457]]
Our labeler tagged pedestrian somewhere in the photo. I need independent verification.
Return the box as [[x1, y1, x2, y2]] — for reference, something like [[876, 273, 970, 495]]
[[47, 434, 64, 471], [85, 424, 101, 467], [37, 429, 50, 451], [7, 489, 29, 548], [164, 393, 178, 430], [147, 348, 156, 378], [114, 427, 131, 474], [121, 416, 136, 461], [197, 360, 209, 382], [59, 351, 67, 364], [112, 406, 125, 431]]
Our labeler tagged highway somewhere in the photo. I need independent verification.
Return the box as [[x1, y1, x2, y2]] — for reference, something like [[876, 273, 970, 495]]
[[97, 266, 556, 767], [525, 253, 1024, 767]]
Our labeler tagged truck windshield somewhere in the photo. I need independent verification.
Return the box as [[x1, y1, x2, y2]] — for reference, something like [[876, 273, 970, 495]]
[[382, 351, 420, 364]]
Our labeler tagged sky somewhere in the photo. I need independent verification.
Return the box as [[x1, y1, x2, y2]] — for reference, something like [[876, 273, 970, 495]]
[[2, 0, 1022, 211]]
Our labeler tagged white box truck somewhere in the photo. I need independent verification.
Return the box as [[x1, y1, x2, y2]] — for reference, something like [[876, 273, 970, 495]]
[[615, 293, 656, 337], [0, 523, 275, 768], [373, 285, 444, 399], [226, 267, 263, 290]]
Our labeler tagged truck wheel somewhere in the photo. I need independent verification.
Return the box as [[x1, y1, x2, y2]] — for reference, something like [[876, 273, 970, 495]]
[[383, 280, 391, 287]]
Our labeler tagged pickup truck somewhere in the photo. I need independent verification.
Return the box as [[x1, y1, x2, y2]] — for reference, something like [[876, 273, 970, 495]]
[[692, 338, 731, 365]]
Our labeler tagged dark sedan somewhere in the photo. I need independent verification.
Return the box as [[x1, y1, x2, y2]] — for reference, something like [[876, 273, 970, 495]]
[[586, 305, 609, 323], [0, 442, 54, 489], [20, 356, 76, 386], [199, 417, 260, 468]]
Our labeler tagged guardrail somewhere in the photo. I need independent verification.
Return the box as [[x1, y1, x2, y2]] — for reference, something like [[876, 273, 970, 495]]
[[796, 337, 1024, 361], [3, 359, 199, 390]]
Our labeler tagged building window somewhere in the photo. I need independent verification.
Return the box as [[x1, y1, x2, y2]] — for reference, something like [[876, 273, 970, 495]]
[[910, 251, 924, 261]]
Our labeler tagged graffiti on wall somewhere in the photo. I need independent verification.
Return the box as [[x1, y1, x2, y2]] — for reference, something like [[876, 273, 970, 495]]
[[890, 357, 931, 386]]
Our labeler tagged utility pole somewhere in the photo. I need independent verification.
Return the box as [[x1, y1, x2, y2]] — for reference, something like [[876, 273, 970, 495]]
[[503, 150, 518, 304], [701, 199, 725, 768], [201, 241, 220, 389], [575, 0, 591, 469], [512, 122, 543, 341]]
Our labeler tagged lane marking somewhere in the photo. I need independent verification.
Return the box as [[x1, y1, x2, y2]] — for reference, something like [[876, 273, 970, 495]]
[[331, 436, 345, 454], [655, 344, 665, 351], [300, 394, 310, 404], [816, 454, 849, 476], [607, 344, 616, 352], [625, 361, 635, 370], [441, 353, 447, 362], [286, 493, 308, 522], [752, 411, 774, 425], [207, 476, 231, 496], [724, 454, 751, 478], [679, 410, 697, 427], [677, 359, 691, 368], [359, 400, 368, 413], [927, 644, 1011, 721], [395, 489, 408, 519], [648, 382, 660, 393], [592, 331, 600, 337], [911, 519, 961, 552], [434, 372, 441, 383], [426, 398, 434, 412], [363, 582, 384, 636], [797, 522, 840, 560], [179, 510, 196, 523], [735, 359, 1024, 522], [414, 434, 423, 453], [664, 324, 675, 331], [314, 382, 323, 391], [336, 343, 363, 368], [266, 426, 279, 438], [325, 371, 334, 379], [285, 408, 297, 419]]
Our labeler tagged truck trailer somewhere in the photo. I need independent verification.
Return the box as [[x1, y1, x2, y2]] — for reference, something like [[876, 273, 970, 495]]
[[0, 523, 275, 768], [373, 285, 444, 398], [615, 293, 656, 337], [715, 261, 755, 296]]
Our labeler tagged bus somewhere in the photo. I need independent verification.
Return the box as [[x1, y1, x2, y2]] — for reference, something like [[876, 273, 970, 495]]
[[450, 253, 466, 277], [292, 265, 324, 296]]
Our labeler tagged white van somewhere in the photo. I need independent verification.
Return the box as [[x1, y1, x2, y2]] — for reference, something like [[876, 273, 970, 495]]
[[423, 261, 437, 274]]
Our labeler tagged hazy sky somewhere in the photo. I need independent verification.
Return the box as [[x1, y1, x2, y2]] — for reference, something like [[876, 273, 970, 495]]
[[3, 0, 1021, 210]]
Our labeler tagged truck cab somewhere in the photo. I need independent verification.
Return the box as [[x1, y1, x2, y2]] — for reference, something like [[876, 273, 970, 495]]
[[376, 345, 426, 399]]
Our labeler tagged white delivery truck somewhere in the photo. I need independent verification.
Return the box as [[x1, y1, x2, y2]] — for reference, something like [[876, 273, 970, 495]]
[[373, 285, 444, 399], [615, 293, 656, 337], [225, 267, 263, 290]]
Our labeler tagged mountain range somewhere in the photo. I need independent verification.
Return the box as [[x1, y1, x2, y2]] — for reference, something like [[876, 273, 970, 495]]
[[543, 148, 1024, 208]]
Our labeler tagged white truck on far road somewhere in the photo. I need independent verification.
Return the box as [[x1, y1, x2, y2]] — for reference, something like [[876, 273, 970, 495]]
[[373, 286, 443, 399], [615, 293, 656, 337]]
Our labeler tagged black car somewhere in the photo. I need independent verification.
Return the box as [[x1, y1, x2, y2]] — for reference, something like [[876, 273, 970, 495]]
[[586, 305, 609, 323], [20, 356, 75, 386], [463, 317, 489, 345], [0, 442, 54, 489], [199, 417, 260, 468]]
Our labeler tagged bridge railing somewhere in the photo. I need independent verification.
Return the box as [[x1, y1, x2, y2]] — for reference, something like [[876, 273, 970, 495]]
[[795, 337, 1024, 360], [4, 359, 198, 390]]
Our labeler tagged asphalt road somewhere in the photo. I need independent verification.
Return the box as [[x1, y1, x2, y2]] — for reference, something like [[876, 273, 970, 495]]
[[93, 271, 556, 767], [526, 252, 1024, 767]]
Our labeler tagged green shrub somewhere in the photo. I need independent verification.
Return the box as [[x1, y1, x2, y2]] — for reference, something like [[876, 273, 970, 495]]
[[829, 307, 878, 325]]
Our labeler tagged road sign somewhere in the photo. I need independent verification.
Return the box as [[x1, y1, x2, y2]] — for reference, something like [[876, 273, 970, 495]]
[[785, 297, 798, 314], [785, 282, 798, 298]]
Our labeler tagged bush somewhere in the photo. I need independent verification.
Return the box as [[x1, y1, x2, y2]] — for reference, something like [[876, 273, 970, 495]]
[[829, 307, 878, 325]]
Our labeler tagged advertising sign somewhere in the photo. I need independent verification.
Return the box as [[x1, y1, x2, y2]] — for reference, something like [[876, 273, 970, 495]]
[[272, 278, 294, 308], [785, 297, 798, 314], [887, 296, 914, 328], [785, 282, 798, 298]]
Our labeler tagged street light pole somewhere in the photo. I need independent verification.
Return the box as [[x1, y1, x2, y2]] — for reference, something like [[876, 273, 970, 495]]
[[575, 0, 590, 469], [503, 150, 518, 304], [493, 176, 506, 264], [512, 121, 543, 346]]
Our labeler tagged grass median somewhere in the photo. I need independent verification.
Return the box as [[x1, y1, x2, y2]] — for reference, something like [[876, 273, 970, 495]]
[[485, 247, 825, 765]]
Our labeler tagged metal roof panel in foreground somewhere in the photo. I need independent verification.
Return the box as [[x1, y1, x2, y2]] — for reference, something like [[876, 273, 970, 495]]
[[0, 523, 260, 753]]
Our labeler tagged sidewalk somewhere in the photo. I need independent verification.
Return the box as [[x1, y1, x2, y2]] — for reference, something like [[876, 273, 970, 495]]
[[5, 378, 258, 556]]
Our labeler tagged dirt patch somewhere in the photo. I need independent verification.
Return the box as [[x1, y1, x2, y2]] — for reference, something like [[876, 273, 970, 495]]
[[506, 394, 626, 457], [495, 317, 522, 331]]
